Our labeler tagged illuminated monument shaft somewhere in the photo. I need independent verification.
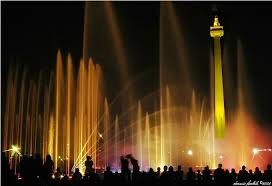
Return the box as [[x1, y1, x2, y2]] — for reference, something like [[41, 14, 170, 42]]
[[210, 16, 225, 138]]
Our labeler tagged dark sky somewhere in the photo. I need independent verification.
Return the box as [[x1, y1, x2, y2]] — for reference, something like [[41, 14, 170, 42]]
[[2, 2, 272, 125]]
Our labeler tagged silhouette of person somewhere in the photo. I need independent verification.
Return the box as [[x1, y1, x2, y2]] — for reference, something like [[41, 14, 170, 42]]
[[155, 167, 161, 185], [60, 174, 69, 186], [120, 156, 130, 182], [113, 171, 121, 185], [43, 154, 54, 179], [263, 164, 272, 181], [203, 165, 212, 184], [28, 155, 35, 181], [160, 165, 169, 185], [214, 164, 225, 184], [168, 166, 176, 185], [225, 169, 232, 186], [230, 168, 237, 182], [147, 168, 156, 184], [2, 152, 10, 186], [156, 167, 161, 178], [104, 166, 113, 185], [141, 171, 148, 184], [20, 155, 28, 179], [248, 169, 254, 180], [90, 171, 101, 185], [196, 170, 202, 184], [72, 168, 82, 186], [84, 155, 93, 176], [126, 154, 140, 183], [34, 153, 43, 178], [126, 154, 140, 173], [186, 167, 196, 185], [254, 167, 262, 181], [175, 165, 184, 185], [238, 165, 249, 182]]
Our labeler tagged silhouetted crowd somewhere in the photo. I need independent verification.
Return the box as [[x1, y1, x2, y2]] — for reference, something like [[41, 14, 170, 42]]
[[2, 152, 272, 186]]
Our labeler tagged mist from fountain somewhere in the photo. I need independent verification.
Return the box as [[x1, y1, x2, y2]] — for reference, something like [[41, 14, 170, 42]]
[[2, 2, 272, 175]]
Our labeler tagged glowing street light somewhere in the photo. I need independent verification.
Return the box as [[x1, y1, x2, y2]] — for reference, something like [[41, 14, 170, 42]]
[[187, 150, 193, 156], [12, 145, 19, 152], [252, 148, 259, 155], [2, 145, 22, 157], [219, 155, 224, 159], [252, 148, 272, 155]]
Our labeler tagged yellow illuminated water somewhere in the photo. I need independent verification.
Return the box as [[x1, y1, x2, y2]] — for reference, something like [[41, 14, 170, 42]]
[[3, 2, 271, 175]]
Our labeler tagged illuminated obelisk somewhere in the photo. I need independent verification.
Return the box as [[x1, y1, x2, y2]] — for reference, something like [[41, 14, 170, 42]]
[[210, 16, 225, 138]]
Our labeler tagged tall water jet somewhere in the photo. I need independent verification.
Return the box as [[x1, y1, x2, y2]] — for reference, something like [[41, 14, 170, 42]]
[[48, 114, 54, 157], [114, 115, 119, 169], [3, 3, 272, 174], [103, 98, 110, 167], [144, 112, 151, 169], [136, 101, 143, 169], [55, 50, 63, 169], [83, 2, 134, 124], [159, 2, 195, 167], [66, 53, 73, 175], [72, 57, 103, 173]]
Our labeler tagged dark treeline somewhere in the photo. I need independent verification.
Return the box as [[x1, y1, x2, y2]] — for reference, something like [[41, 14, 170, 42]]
[[2, 152, 272, 186]]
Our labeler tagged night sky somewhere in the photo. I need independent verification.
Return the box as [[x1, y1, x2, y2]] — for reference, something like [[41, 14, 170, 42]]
[[2, 2, 272, 126]]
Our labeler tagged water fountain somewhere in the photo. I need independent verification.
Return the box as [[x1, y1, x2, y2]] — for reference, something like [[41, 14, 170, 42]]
[[2, 2, 271, 175]]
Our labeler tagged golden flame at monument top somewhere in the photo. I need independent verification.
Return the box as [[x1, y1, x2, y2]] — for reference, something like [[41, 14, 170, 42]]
[[210, 16, 224, 38], [210, 15, 225, 138]]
